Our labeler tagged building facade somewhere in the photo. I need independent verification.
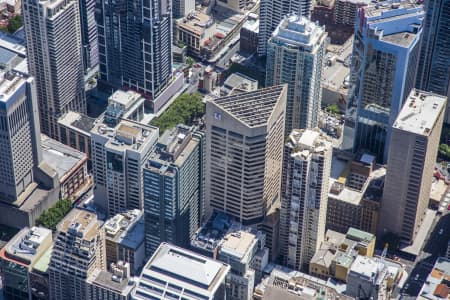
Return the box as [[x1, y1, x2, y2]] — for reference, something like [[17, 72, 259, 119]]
[[379, 90, 446, 243], [416, 0, 450, 121], [22, 0, 86, 139], [205, 85, 287, 225], [258, 0, 312, 56], [350, 1, 424, 162], [91, 119, 158, 216], [95, 0, 172, 99], [143, 125, 204, 256], [266, 15, 327, 132], [280, 129, 332, 271], [79, 0, 98, 71], [0, 72, 42, 203], [48, 208, 106, 300]]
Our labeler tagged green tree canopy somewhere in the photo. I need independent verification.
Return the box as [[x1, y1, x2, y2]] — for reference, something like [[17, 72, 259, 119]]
[[150, 93, 205, 134], [7, 15, 22, 34], [36, 199, 72, 231]]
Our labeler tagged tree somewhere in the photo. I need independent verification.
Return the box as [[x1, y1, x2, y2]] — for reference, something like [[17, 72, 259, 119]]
[[36, 199, 73, 231], [326, 104, 341, 116], [7, 15, 22, 34], [186, 56, 195, 68], [150, 93, 205, 134]]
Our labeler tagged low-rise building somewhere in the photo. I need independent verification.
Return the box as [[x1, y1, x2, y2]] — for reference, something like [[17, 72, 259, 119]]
[[220, 72, 258, 96], [309, 227, 376, 281], [253, 267, 354, 300], [0, 227, 53, 300], [419, 257, 450, 299], [104, 209, 145, 275], [240, 13, 259, 53], [346, 255, 404, 300], [326, 152, 385, 235], [133, 243, 230, 300], [57, 111, 95, 159], [41, 135, 92, 201]]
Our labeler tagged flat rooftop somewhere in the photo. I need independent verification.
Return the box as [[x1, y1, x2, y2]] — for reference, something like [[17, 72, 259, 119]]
[[364, 1, 422, 19], [350, 255, 379, 278], [92, 119, 159, 153], [88, 268, 134, 295], [221, 72, 258, 96], [134, 243, 230, 299], [41, 134, 87, 181], [1, 226, 52, 266], [57, 208, 100, 240], [220, 230, 257, 260], [419, 257, 450, 299], [394, 90, 446, 136], [177, 11, 213, 35], [0, 72, 27, 105], [58, 111, 95, 135], [108, 90, 142, 108], [32, 247, 52, 273], [104, 209, 144, 250], [211, 85, 286, 127]]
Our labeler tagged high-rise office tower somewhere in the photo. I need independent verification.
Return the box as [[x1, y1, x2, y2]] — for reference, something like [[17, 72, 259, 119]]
[[173, 0, 195, 18], [266, 15, 327, 132], [205, 85, 287, 225], [48, 208, 106, 300], [22, 0, 86, 139], [379, 90, 446, 244], [143, 125, 204, 256], [96, 0, 172, 98], [350, 1, 424, 162], [79, 0, 99, 71], [279, 128, 332, 271], [416, 0, 450, 116], [258, 0, 312, 56], [91, 119, 158, 216], [0, 72, 42, 203]]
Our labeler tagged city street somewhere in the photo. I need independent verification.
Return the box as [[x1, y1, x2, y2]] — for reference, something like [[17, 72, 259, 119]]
[[401, 209, 450, 298]]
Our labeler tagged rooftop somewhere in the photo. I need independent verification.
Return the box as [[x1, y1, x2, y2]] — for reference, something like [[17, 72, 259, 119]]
[[364, 1, 422, 19], [211, 85, 286, 127], [58, 111, 95, 135], [347, 227, 375, 243], [0, 71, 28, 105], [92, 119, 159, 153], [177, 11, 214, 36], [32, 247, 52, 274], [134, 243, 230, 299], [349, 255, 379, 279], [287, 129, 333, 161], [88, 267, 135, 296], [419, 257, 450, 299], [271, 14, 327, 50], [394, 90, 446, 136], [57, 208, 100, 241], [0, 46, 17, 66], [104, 209, 144, 250], [1, 226, 52, 266], [221, 72, 258, 96], [41, 134, 87, 182]]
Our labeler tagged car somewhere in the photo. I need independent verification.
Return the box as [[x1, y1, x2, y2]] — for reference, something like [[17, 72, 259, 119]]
[[439, 229, 444, 235], [448, 204, 450, 210]]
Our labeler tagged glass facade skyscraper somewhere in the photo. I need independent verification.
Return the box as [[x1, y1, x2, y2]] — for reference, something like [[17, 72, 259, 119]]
[[350, 2, 424, 163], [416, 0, 450, 119], [96, 0, 173, 98]]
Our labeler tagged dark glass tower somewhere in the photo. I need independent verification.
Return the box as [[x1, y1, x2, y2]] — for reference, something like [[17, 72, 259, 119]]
[[96, 0, 173, 99]]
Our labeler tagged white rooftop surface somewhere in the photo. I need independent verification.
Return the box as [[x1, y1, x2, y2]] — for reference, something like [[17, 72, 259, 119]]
[[394, 91, 446, 136], [272, 15, 325, 48], [13, 58, 28, 75], [0, 73, 26, 103], [350, 255, 379, 278], [151, 245, 224, 287], [0, 32, 26, 56], [220, 231, 256, 259], [298, 130, 320, 148], [109, 90, 141, 107]]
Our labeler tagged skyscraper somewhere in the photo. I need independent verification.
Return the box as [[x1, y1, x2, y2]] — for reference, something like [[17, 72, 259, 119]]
[[350, 1, 424, 162], [0, 72, 42, 203], [379, 90, 446, 244], [416, 0, 450, 116], [143, 125, 204, 256], [279, 128, 332, 271], [91, 119, 158, 216], [22, 0, 86, 139], [205, 85, 287, 225], [258, 0, 312, 56], [79, 0, 99, 71], [48, 208, 106, 300], [96, 0, 172, 98], [266, 15, 327, 132]]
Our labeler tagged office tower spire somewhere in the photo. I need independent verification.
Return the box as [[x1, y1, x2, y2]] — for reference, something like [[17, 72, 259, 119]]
[[22, 0, 86, 139], [379, 90, 446, 244], [350, 1, 424, 162], [96, 0, 172, 98], [258, 0, 312, 56], [266, 15, 327, 133]]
